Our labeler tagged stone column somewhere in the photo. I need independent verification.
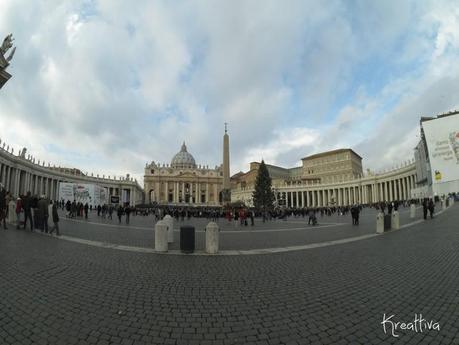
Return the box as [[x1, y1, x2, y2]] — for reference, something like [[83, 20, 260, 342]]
[[401, 178, 406, 200], [165, 181, 169, 203], [312, 190, 316, 207], [15, 169, 20, 196], [213, 183, 218, 205], [50, 178, 54, 200], [175, 182, 179, 203], [389, 181, 393, 201], [206, 183, 209, 204], [197, 182, 201, 204]]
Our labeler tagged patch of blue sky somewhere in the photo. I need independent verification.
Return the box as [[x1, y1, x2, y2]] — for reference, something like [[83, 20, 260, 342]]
[[78, 0, 98, 21], [44, 143, 108, 167]]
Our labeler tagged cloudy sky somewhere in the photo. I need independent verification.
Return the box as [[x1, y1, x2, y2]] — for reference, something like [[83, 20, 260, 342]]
[[1, 0, 458, 183]]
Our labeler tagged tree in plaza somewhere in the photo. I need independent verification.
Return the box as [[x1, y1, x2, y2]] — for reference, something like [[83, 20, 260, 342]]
[[252, 160, 275, 219]]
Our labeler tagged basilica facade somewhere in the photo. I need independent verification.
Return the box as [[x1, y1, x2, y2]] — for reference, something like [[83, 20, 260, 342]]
[[144, 142, 224, 206]]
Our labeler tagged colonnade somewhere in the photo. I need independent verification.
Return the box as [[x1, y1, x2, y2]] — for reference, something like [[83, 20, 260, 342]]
[[232, 164, 418, 208], [0, 145, 144, 205]]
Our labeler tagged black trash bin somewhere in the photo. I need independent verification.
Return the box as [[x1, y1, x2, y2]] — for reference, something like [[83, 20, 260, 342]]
[[384, 214, 391, 231], [180, 226, 195, 253]]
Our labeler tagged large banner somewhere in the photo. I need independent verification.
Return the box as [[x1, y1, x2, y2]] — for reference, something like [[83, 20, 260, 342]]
[[422, 114, 459, 185], [58, 183, 108, 206], [58, 182, 74, 202]]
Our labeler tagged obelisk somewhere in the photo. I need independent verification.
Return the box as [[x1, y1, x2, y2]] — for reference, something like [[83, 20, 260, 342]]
[[222, 123, 231, 203]]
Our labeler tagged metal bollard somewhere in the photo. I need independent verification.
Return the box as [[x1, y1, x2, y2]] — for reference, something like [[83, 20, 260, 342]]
[[155, 220, 168, 252], [410, 204, 416, 219], [163, 215, 174, 243], [391, 211, 400, 230], [376, 212, 384, 234], [206, 222, 219, 254]]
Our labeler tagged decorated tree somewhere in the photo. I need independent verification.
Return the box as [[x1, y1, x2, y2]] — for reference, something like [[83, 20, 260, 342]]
[[252, 160, 275, 217]]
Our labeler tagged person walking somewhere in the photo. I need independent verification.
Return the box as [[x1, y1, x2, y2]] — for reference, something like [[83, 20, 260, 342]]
[[422, 198, 428, 220], [117, 206, 123, 224], [37, 195, 49, 233], [125, 206, 131, 224], [84, 203, 89, 219], [428, 199, 435, 219], [0, 184, 7, 230], [22, 191, 34, 231], [49, 201, 60, 236], [15, 197, 22, 229]]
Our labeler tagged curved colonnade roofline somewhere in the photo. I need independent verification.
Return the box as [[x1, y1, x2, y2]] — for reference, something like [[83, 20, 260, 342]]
[[232, 163, 418, 208], [0, 142, 144, 205]]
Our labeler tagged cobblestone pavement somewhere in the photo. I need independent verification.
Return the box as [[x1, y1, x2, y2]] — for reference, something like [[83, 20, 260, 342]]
[[51, 205, 426, 251], [0, 205, 458, 344]]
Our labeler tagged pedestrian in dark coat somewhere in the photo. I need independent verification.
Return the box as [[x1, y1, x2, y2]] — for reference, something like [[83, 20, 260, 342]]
[[49, 201, 60, 236], [22, 192, 34, 231], [37, 196, 49, 233], [117, 206, 123, 224], [0, 185, 7, 230], [422, 199, 428, 220], [84, 203, 89, 219], [428, 199, 435, 219]]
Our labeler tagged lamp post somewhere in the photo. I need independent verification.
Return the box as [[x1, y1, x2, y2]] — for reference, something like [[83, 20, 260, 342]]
[[0, 34, 16, 89]]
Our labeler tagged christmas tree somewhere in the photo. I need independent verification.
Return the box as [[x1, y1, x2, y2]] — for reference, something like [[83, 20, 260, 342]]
[[252, 160, 275, 213]]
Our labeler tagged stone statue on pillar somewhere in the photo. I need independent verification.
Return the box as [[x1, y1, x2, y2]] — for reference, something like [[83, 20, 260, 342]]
[[0, 33, 16, 89]]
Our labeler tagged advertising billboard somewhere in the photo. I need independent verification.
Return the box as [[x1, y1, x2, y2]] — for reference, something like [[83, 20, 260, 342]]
[[422, 113, 459, 186]]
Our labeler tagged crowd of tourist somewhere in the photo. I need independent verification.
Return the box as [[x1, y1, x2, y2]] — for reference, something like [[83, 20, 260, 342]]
[[0, 181, 456, 235], [0, 187, 60, 235]]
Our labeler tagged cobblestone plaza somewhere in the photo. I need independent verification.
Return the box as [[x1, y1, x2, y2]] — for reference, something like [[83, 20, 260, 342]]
[[1, 203, 458, 344], [2, 1, 459, 344]]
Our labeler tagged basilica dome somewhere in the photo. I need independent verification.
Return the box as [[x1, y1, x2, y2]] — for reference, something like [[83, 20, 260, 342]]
[[171, 142, 197, 169]]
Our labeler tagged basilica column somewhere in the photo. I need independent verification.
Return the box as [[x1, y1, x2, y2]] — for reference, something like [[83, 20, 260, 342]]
[[175, 182, 179, 203], [206, 183, 209, 204]]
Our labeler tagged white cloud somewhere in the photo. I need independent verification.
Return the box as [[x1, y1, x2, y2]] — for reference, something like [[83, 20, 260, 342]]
[[0, 0, 458, 186]]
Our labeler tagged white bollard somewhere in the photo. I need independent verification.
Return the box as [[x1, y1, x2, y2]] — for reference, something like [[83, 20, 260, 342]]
[[376, 212, 384, 234], [206, 222, 219, 254], [410, 204, 416, 219], [391, 211, 400, 230], [163, 215, 174, 243], [155, 220, 168, 252]]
